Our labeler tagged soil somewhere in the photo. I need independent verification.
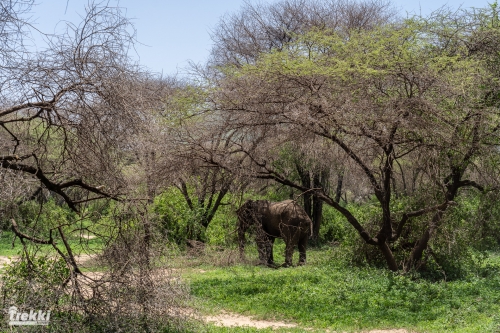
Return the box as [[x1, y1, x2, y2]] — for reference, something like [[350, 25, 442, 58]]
[[0, 254, 95, 268], [0, 256, 17, 266], [205, 311, 297, 329], [204, 311, 413, 332], [365, 330, 409, 333]]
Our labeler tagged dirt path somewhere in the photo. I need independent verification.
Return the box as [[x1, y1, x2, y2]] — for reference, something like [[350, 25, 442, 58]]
[[205, 311, 297, 329], [204, 311, 412, 332], [368, 329, 409, 333], [0, 254, 94, 266], [0, 256, 17, 266]]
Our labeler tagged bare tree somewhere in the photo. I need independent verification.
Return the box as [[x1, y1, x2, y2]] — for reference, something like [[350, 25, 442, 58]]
[[210, 0, 396, 67], [137, 79, 252, 243], [0, 0, 34, 69], [1, 1, 142, 209]]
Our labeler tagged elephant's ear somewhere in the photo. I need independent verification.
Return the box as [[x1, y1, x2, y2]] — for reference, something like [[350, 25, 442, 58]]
[[244, 200, 256, 213], [237, 203, 247, 217], [238, 200, 252, 221]]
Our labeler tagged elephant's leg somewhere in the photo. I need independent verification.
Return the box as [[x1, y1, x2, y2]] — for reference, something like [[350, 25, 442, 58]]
[[254, 226, 270, 265], [257, 241, 268, 265], [298, 235, 308, 265], [283, 227, 297, 267], [279, 225, 297, 267], [283, 240, 295, 267], [267, 237, 275, 266]]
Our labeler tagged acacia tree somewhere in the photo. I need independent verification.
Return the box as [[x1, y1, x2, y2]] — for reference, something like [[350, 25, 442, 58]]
[[209, 0, 396, 239], [203, 12, 500, 271], [210, 0, 396, 67]]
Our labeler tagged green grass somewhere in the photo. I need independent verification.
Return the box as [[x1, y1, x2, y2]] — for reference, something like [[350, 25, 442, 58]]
[[0, 231, 23, 256], [185, 246, 500, 333], [0, 230, 104, 257], [1, 219, 498, 332]]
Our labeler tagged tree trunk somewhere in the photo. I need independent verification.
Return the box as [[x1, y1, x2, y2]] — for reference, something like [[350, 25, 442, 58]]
[[312, 196, 322, 240], [312, 171, 326, 240], [379, 240, 398, 272], [296, 163, 312, 218], [145, 151, 156, 204], [335, 171, 344, 203], [407, 177, 460, 270]]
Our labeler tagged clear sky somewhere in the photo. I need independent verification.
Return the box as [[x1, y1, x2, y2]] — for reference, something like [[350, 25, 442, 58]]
[[31, 0, 493, 76]]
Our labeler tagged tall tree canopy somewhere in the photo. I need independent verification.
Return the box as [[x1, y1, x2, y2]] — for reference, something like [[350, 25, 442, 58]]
[[201, 8, 500, 271]]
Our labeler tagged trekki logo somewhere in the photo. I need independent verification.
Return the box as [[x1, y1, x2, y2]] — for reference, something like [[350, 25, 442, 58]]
[[8, 306, 51, 326]]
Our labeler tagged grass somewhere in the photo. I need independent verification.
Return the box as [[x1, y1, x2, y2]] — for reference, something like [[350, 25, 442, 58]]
[[0, 230, 23, 257], [0, 230, 104, 257], [0, 230, 105, 273], [183, 243, 500, 333]]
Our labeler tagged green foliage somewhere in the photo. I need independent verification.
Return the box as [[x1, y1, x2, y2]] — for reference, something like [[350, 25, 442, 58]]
[[154, 189, 204, 244], [13, 199, 76, 233], [161, 84, 210, 127], [315, 198, 386, 266], [2, 255, 69, 289], [319, 204, 354, 244], [422, 190, 500, 278], [153, 188, 239, 246], [1, 255, 69, 329], [0, 198, 105, 258], [473, 191, 500, 249], [317, 191, 500, 278], [205, 203, 239, 247], [234, 21, 478, 100]]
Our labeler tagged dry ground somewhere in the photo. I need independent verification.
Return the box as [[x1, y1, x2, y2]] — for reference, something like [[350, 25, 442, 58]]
[[204, 311, 412, 332]]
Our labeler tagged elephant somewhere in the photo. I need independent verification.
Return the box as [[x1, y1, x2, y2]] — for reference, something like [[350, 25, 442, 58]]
[[237, 199, 313, 267]]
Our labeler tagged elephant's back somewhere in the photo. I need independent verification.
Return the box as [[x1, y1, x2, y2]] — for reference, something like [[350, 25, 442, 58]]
[[269, 200, 300, 214], [270, 200, 310, 220]]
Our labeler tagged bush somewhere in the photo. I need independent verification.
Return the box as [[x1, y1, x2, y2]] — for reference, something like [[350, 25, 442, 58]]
[[322, 190, 500, 278], [153, 189, 239, 247], [153, 189, 201, 246], [7, 199, 76, 234]]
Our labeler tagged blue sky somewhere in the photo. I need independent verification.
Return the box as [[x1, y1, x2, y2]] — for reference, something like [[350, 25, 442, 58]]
[[32, 0, 493, 76]]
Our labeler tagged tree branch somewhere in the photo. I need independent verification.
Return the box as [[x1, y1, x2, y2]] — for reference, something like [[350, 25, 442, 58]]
[[392, 200, 456, 241], [2, 160, 118, 212]]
